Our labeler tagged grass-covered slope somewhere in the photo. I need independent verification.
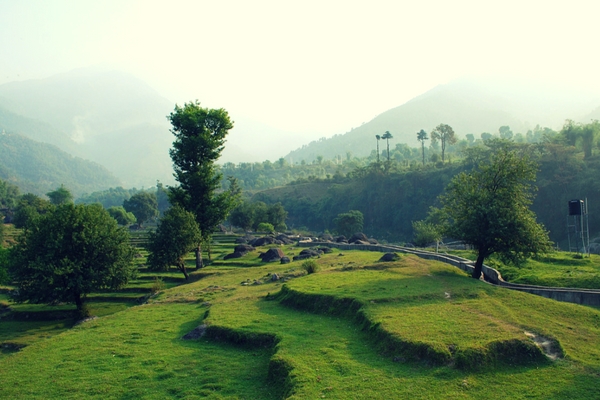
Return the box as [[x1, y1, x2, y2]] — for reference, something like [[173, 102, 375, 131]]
[[2, 242, 600, 399]]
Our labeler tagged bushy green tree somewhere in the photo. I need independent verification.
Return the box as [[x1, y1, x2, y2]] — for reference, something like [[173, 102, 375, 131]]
[[0, 179, 20, 210], [334, 210, 364, 238], [431, 143, 551, 278], [8, 203, 136, 316], [168, 101, 240, 268], [257, 222, 274, 233], [412, 220, 441, 247], [12, 193, 52, 228], [107, 206, 136, 225], [123, 191, 158, 228], [46, 184, 73, 205], [146, 206, 202, 280]]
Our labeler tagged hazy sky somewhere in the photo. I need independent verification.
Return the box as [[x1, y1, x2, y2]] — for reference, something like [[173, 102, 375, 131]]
[[2, 0, 600, 140]]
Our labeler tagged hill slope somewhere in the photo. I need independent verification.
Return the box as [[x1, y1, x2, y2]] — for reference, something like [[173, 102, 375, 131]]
[[0, 67, 175, 187], [0, 132, 121, 196], [285, 78, 600, 163]]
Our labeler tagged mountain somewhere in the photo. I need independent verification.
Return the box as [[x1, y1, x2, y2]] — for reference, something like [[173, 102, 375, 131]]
[[0, 67, 175, 187], [0, 132, 121, 196], [284, 77, 600, 163]]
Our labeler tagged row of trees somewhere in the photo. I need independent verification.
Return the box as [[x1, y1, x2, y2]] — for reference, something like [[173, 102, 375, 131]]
[[2, 101, 243, 316]]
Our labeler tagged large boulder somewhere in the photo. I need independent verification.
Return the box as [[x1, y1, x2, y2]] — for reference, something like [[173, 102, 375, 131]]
[[259, 248, 286, 262], [379, 252, 401, 262], [275, 234, 294, 244], [223, 251, 245, 260], [250, 236, 277, 247], [234, 244, 255, 254], [349, 232, 368, 243]]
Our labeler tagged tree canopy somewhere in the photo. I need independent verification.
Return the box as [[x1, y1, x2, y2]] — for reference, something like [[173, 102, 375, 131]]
[[8, 203, 136, 316], [46, 184, 73, 205], [123, 191, 158, 228], [431, 123, 457, 162], [167, 101, 240, 267], [430, 142, 551, 278], [107, 206, 136, 226], [146, 206, 201, 280], [334, 210, 364, 238]]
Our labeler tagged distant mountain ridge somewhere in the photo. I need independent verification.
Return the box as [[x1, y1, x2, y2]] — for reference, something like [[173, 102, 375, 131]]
[[284, 78, 600, 163], [0, 67, 175, 187], [0, 132, 121, 196]]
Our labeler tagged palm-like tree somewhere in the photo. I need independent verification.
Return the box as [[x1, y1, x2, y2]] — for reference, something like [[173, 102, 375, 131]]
[[375, 134, 381, 163], [417, 129, 428, 165], [382, 131, 393, 162]]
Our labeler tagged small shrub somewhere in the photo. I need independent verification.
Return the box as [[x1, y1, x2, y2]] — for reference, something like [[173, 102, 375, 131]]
[[257, 222, 274, 233], [302, 260, 319, 274], [151, 277, 165, 293]]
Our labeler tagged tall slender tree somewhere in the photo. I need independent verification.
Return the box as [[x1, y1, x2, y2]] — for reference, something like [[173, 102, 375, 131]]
[[375, 134, 381, 163], [430, 123, 457, 162], [382, 131, 393, 162], [417, 129, 428, 165], [168, 101, 240, 268]]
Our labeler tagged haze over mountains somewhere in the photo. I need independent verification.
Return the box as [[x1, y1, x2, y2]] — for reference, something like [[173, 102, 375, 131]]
[[1, 67, 600, 195], [285, 77, 600, 163]]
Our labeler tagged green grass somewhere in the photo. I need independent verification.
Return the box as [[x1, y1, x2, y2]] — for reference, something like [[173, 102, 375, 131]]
[[447, 249, 600, 289], [2, 238, 600, 398]]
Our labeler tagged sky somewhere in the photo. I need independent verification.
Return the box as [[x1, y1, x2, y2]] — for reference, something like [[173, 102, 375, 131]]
[[1, 0, 600, 156]]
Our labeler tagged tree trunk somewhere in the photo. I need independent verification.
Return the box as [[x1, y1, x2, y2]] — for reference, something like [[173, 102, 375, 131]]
[[178, 261, 189, 280], [195, 243, 203, 269], [207, 240, 212, 262], [472, 251, 485, 279]]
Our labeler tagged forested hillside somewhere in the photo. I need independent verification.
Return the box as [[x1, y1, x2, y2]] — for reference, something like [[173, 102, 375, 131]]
[[254, 138, 600, 248], [0, 132, 121, 196], [284, 78, 600, 164]]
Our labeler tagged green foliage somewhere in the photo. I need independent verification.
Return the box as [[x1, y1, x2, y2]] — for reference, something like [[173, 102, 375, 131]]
[[75, 186, 141, 208], [0, 246, 9, 284], [106, 206, 136, 225], [433, 142, 552, 278], [334, 210, 364, 238], [257, 222, 274, 233], [301, 259, 319, 274], [412, 220, 441, 247], [155, 181, 170, 215], [146, 205, 202, 279], [168, 101, 240, 267], [123, 191, 158, 228], [8, 203, 136, 312], [12, 193, 53, 228], [0, 178, 20, 210], [46, 184, 73, 205], [430, 123, 457, 162], [150, 277, 165, 293], [229, 200, 288, 231]]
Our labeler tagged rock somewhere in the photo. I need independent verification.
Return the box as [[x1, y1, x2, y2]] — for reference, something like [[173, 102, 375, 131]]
[[224, 251, 245, 260], [379, 252, 400, 262], [335, 236, 347, 243], [182, 324, 207, 340], [293, 253, 313, 261], [368, 238, 379, 244], [349, 232, 368, 243], [276, 234, 293, 244], [271, 273, 280, 281], [318, 247, 333, 254], [259, 248, 286, 262], [353, 240, 370, 245], [250, 236, 276, 247], [280, 257, 290, 264], [234, 244, 255, 254]]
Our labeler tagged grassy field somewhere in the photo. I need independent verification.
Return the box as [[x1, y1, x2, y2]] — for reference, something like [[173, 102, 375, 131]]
[[446, 249, 600, 289], [1, 237, 600, 398]]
